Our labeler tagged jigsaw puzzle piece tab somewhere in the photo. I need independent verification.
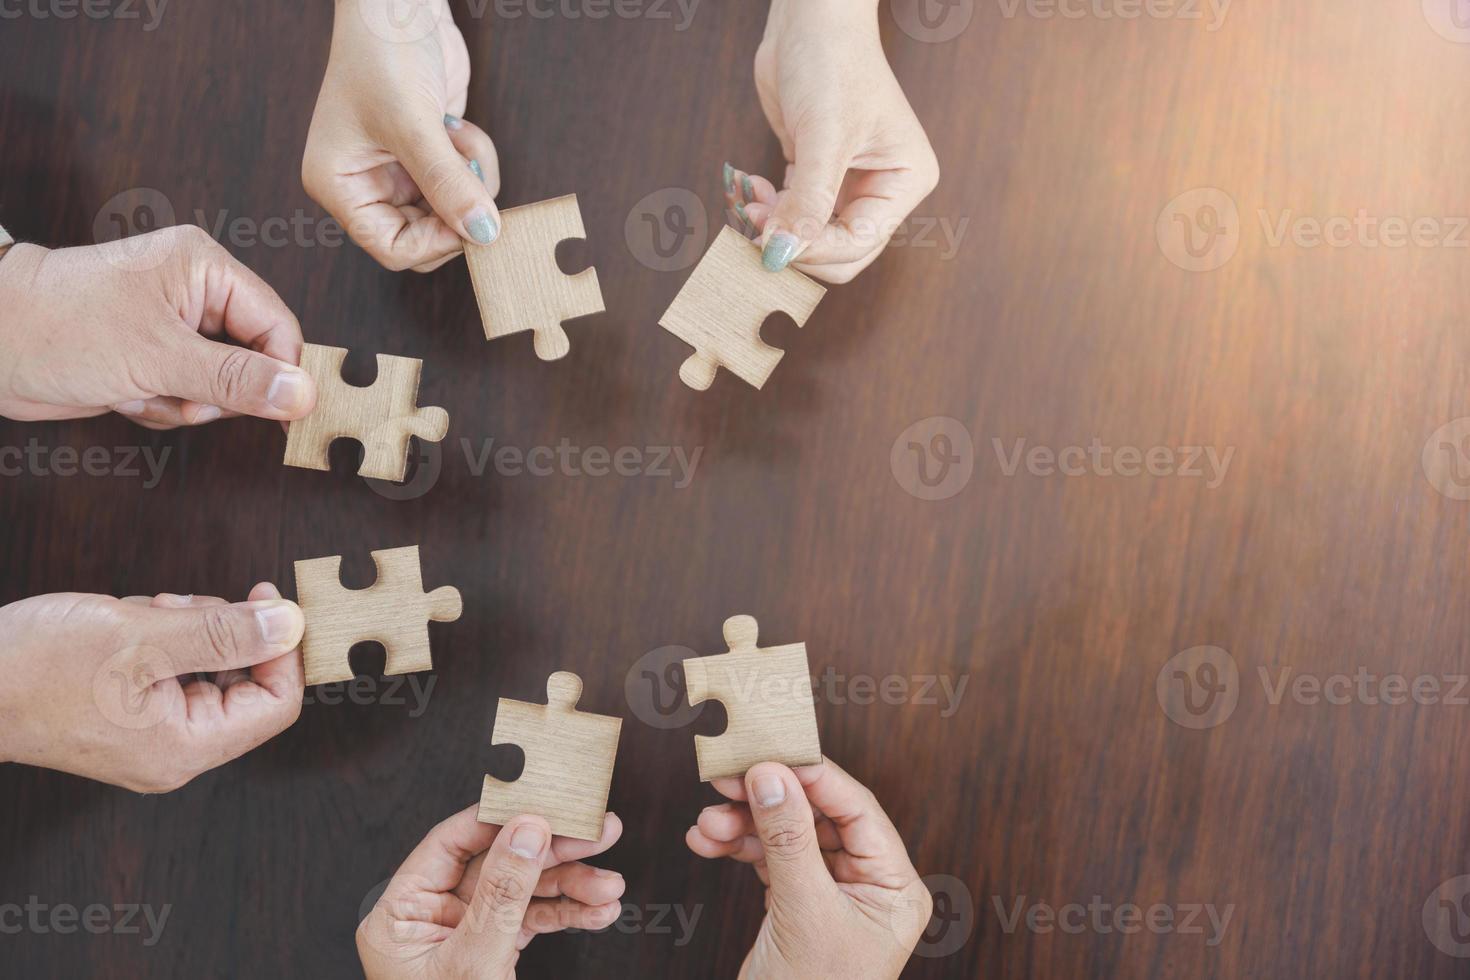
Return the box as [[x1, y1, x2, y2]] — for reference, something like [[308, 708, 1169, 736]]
[[283, 344, 449, 482], [683, 614, 822, 781], [465, 195, 604, 361], [478, 671, 622, 841], [294, 545, 461, 686], [659, 226, 826, 391]]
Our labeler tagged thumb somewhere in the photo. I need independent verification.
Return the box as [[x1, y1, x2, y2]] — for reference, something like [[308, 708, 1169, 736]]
[[449, 815, 550, 972], [396, 116, 501, 247], [158, 335, 316, 422], [745, 762, 836, 909], [760, 129, 850, 273]]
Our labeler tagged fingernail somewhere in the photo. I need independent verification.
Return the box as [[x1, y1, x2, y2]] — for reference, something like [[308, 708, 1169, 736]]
[[115, 400, 146, 415], [267, 370, 309, 413], [466, 207, 498, 245], [252, 600, 301, 646], [469, 158, 485, 183], [594, 867, 622, 879], [156, 593, 191, 607], [723, 161, 735, 194], [762, 232, 799, 273], [735, 202, 750, 225], [509, 823, 547, 859], [754, 774, 786, 807], [192, 404, 221, 424], [741, 175, 754, 202], [443, 113, 463, 130]]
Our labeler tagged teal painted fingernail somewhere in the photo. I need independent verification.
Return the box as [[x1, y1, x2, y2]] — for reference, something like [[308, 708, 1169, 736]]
[[723, 162, 735, 194], [469, 158, 484, 182], [735, 201, 750, 224], [762, 232, 799, 272], [741, 175, 754, 201], [443, 113, 463, 130], [465, 207, 498, 245]]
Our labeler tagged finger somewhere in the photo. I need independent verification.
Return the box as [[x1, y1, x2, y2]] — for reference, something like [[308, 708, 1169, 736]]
[[685, 825, 764, 863], [395, 114, 500, 247], [532, 862, 626, 905], [447, 815, 550, 972], [348, 200, 465, 272], [743, 763, 836, 908], [794, 758, 919, 886], [443, 115, 501, 199], [111, 396, 225, 428], [520, 898, 622, 938], [130, 235, 315, 420], [125, 594, 305, 675], [395, 803, 502, 896], [459, 810, 623, 905], [759, 126, 852, 272], [153, 332, 315, 423], [150, 593, 226, 608], [712, 763, 825, 802], [697, 803, 843, 852], [241, 582, 303, 695]]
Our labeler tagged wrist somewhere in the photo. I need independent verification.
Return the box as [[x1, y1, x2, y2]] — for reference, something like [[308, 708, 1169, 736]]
[[0, 243, 48, 412]]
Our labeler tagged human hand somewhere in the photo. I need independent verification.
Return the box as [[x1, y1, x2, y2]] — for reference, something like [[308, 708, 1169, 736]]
[[303, 0, 500, 273], [0, 228, 316, 428], [727, 0, 940, 284], [357, 805, 626, 979], [0, 584, 305, 792], [686, 758, 932, 980]]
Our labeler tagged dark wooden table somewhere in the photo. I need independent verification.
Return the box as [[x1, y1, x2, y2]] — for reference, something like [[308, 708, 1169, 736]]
[[7, 1, 1470, 977]]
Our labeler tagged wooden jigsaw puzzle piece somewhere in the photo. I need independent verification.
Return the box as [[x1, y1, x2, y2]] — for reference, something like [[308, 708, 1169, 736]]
[[478, 671, 622, 841], [283, 344, 449, 482], [294, 545, 462, 687], [658, 226, 827, 391], [683, 614, 822, 781], [464, 195, 605, 361]]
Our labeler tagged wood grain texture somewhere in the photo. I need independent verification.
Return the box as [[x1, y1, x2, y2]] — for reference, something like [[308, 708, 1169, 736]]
[[294, 546, 462, 686], [683, 615, 821, 781], [658, 225, 826, 390], [464, 194, 604, 360], [8, 2, 1470, 978], [283, 344, 450, 481], [479, 671, 621, 841]]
